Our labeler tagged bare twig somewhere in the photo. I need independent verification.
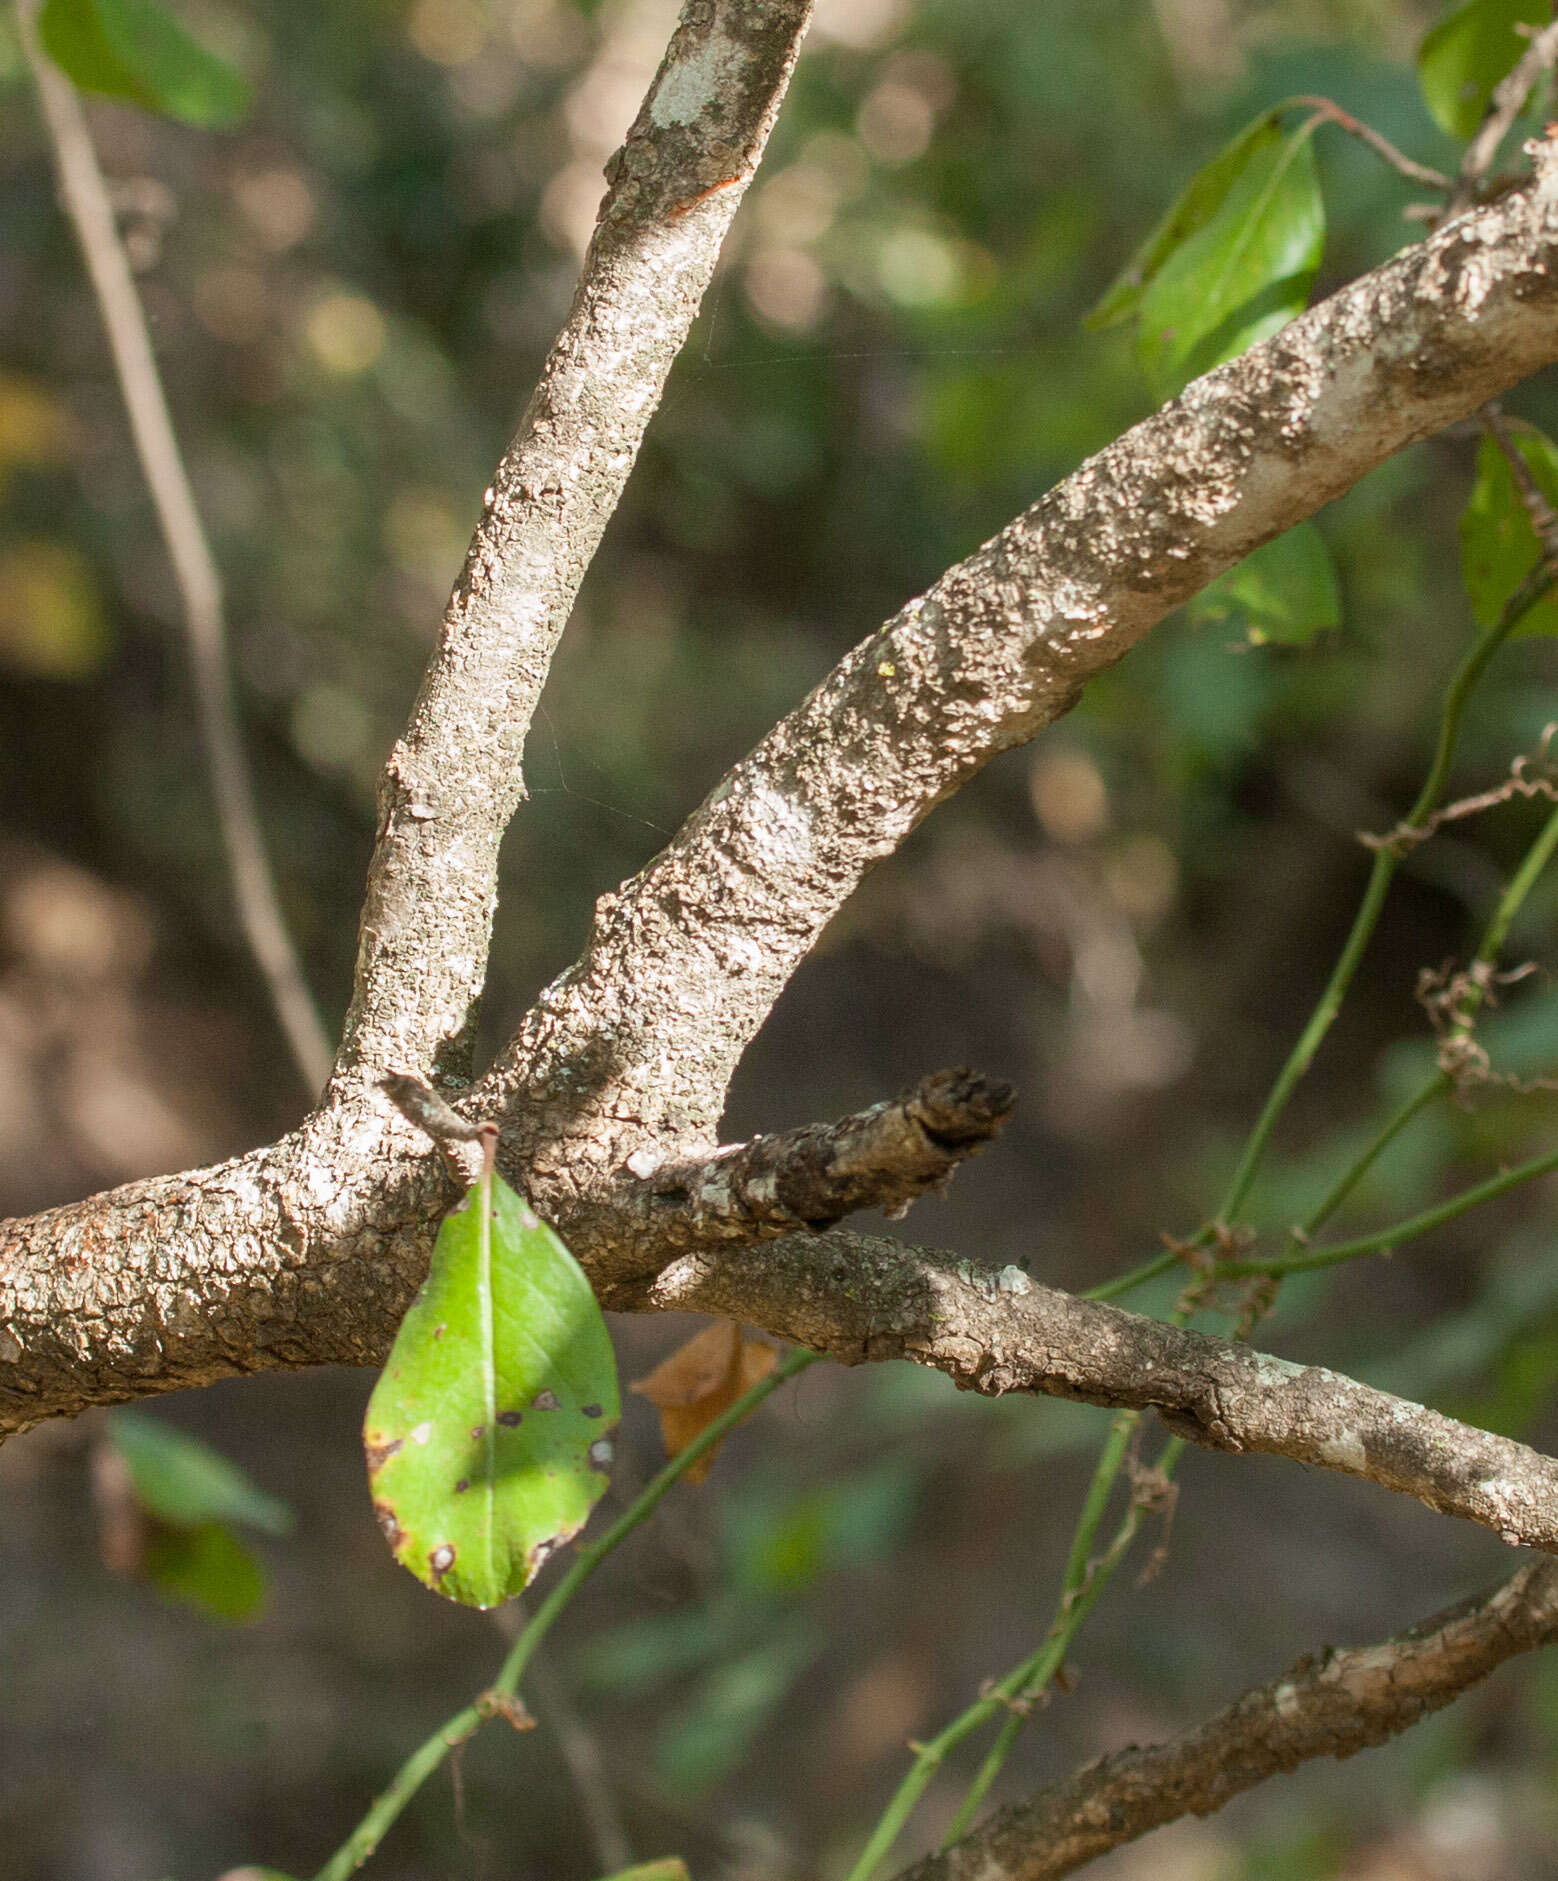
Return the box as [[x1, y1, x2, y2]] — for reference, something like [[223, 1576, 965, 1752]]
[[591, 1068, 1016, 1268], [1360, 722, 1558, 854], [1291, 95, 1452, 192], [15, 0, 333, 1097], [1449, 20, 1558, 215], [895, 1558, 1558, 1881], [14, 133, 1558, 1459], [330, 0, 814, 1096]]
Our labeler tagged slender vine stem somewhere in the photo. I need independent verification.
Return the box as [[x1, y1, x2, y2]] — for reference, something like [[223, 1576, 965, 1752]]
[[312, 1346, 818, 1881], [1219, 1141, 1558, 1279], [842, 1434, 1183, 1881], [936, 1411, 1148, 1849], [1214, 594, 1526, 1228]]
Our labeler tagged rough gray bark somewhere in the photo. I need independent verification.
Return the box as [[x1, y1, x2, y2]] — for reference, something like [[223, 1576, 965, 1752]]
[[897, 1558, 1558, 1881], [645, 1228, 1558, 1555], [480, 140, 1558, 1199], [331, 0, 813, 1096]]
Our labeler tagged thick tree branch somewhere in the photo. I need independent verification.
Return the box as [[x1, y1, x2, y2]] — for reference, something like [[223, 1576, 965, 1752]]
[[642, 1230, 1558, 1555], [896, 1558, 1558, 1881], [330, 0, 812, 1095], [482, 137, 1558, 1199], [13, 1117, 1558, 1565]]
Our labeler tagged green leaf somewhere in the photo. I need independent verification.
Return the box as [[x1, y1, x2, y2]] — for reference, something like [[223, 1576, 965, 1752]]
[[1085, 108, 1284, 330], [364, 1172, 621, 1609], [1459, 429, 1558, 637], [107, 1409, 295, 1536], [38, 0, 248, 127], [1417, 0, 1548, 142], [142, 1518, 267, 1621], [1187, 522, 1343, 646], [1137, 118, 1325, 402]]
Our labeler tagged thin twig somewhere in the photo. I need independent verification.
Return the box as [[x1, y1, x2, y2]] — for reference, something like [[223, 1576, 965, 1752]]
[[15, 0, 333, 1096], [1290, 94, 1452, 192], [1448, 19, 1558, 215]]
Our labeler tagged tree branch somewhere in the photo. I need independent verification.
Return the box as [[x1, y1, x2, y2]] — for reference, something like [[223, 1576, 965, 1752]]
[[329, 0, 813, 1097], [895, 1558, 1558, 1881], [16, 0, 333, 1096], [640, 1229, 1558, 1555], [479, 135, 1558, 1197], [582, 1067, 1015, 1265]]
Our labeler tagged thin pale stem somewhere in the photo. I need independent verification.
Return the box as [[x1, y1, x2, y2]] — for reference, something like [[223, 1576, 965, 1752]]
[[311, 1346, 817, 1881], [15, 1, 333, 1095], [1290, 94, 1452, 191]]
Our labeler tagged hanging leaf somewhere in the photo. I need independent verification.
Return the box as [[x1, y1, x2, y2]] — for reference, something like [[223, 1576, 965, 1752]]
[[1187, 522, 1343, 646], [364, 1172, 620, 1609], [141, 1518, 268, 1621], [107, 1409, 295, 1536], [1417, 0, 1548, 142], [631, 1321, 777, 1484], [1459, 428, 1558, 637], [1137, 118, 1325, 402], [1085, 108, 1285, 331], [38, 0, 249, 127]]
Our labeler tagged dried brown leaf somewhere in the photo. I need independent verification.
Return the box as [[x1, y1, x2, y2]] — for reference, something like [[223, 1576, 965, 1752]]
[[630, 1320, 778, 1482]]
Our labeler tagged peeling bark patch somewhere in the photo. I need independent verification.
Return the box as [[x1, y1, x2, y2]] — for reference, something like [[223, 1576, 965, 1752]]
[[650, 22, 743, 129], [1319, 1431, 1367, 1473]]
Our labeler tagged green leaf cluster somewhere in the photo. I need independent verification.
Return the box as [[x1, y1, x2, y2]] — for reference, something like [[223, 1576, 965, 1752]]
[[1459, 428, 1558, 638], [1087, 107, 1326, 403]]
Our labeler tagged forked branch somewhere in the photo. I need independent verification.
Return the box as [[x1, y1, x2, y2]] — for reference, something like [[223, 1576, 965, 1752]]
[[330, 0, 814, 1096]]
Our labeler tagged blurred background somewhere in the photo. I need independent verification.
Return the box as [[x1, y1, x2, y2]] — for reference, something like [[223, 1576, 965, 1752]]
[[5, 0, 1558, 1875]]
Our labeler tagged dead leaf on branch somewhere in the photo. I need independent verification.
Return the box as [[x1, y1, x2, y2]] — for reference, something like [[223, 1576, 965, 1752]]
[[630, 1320, 778, 1483]]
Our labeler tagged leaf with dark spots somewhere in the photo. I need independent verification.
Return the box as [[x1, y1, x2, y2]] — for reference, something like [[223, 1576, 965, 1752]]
[[363, 1171, 620, 1608], [582, 1403, 604, 1419]]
